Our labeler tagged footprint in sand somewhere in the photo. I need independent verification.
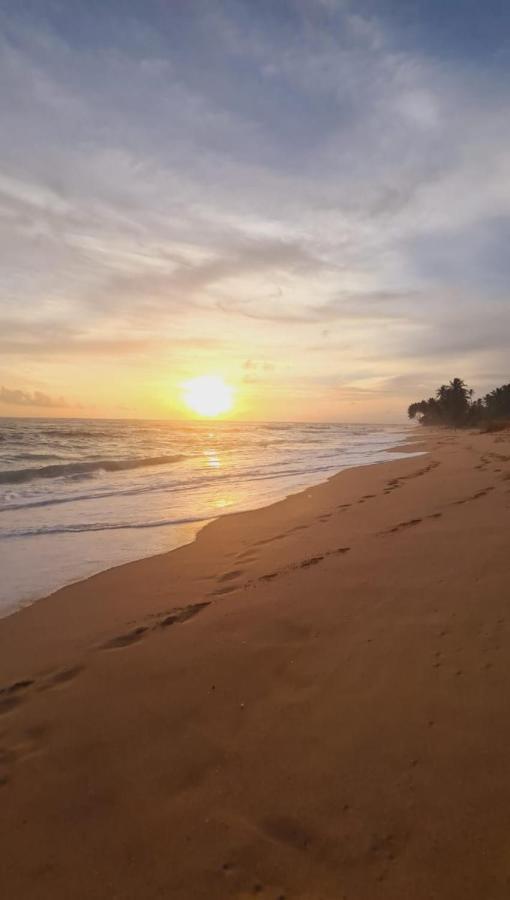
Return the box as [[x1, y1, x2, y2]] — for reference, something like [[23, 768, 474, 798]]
[[254, 533, 288, 547], [0, 694, 23, 716], [386, 518, 422, 534], [236, 552, 258, 563], [156, 602, 210, 627], [385, 462, 441, 496], [258, 547, 350, 583], [102, 602, 211, 648], [211, 584, 243, 596], [211, 569, 245, 594], [299, 555, 324, 568], [383, 511, 442, 535], [0, 667, 84, 719], [101, 626, 148, 650], [217, 569, 244, 583], [451, 486, 494, 505], [0, 679, 34, 715], [43, 666, 84, 688]]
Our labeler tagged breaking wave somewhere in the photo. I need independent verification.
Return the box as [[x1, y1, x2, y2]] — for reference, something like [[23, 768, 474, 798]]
[[2, 514, 210, 539], [0, 454, 187, 485]]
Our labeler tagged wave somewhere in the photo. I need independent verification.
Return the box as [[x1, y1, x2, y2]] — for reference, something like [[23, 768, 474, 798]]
[[0, 454, 187, 485], [15, 453, 64, 462], [0, 431, 24, 440], [2, 514, 210, 539], [41, 428, 118, 439], [1, 454, 359, 511]]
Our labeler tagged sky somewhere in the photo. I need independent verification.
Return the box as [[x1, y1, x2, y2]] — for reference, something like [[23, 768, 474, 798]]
[[1, 0, 510, 422]]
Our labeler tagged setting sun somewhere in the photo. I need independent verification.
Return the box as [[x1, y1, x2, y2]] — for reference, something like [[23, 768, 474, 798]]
[[183, 375, 234, 418]]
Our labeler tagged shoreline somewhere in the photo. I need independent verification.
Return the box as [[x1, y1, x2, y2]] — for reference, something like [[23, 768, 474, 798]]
[[3, 426, 510, 898], [0, 428, 419, 620]]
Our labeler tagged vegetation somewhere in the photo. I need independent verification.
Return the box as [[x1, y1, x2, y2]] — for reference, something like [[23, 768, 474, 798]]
[[408, 378, 510, 428]]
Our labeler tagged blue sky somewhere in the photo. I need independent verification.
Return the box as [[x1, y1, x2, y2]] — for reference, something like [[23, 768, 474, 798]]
[[1, 0, 509, 420]]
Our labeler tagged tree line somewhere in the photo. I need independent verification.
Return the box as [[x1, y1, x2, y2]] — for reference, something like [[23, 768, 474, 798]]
[[408, 378, 510, 427]]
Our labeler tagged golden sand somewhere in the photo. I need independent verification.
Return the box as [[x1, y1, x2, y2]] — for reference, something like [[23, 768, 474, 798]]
[[1, 429, 510, 899]]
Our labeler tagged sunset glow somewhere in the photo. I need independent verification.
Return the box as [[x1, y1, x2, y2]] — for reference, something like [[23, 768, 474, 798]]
[[1, 2, 510, 424], [183, 376, 234, 418]]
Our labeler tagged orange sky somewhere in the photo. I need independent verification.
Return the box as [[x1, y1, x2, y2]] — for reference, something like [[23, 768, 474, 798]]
[[1, 3, 509, 422]]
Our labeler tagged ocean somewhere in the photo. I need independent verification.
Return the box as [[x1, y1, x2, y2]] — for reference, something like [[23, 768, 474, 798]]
[[0, 418, 415, 617]]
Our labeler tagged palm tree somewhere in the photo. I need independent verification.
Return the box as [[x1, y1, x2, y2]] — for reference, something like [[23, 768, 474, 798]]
[[409, 378, 473, 427]]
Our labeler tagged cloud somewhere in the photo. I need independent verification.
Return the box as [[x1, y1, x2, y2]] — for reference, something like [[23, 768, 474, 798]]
[[0, 319, 226, 358], [0, 2, 510, 411], [0, 386, 71, 408]]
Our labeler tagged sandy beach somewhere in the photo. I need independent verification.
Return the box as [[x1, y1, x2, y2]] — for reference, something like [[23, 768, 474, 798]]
[[1, 426, 510, 899]]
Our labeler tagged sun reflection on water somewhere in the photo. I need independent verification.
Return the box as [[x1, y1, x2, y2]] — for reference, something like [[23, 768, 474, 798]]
[[204, 449, 221, 468]]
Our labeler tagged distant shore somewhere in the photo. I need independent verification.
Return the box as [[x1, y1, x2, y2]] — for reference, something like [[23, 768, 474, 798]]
[[2, 427, 510, 899]]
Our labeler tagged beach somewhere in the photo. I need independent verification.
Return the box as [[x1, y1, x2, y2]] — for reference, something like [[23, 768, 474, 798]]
[[1, 426, 510, 899], [0, 419, 411, 613]]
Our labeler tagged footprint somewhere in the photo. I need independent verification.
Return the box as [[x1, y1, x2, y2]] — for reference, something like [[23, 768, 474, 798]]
[[101, 626, 148, 650], [0, 695, 23, 716], [218, 569, 244, 583], [157, 602, 210, 627], [44, 665, 83, 688], [211, 585, 242, 596], [103, 602, 211, 646], [259, 547, 350, 583], [299, 556, 324, 568], [1, 679, 33, 694], [384, 518, 422, 534], [255, 534, 287, 547], [237, 549, 258, 562], [0, 681, 33, 718], [451, 486, 494, 505]]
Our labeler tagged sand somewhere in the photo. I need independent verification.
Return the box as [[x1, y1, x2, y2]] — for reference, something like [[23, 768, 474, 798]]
[[1, 427, 510, 899]]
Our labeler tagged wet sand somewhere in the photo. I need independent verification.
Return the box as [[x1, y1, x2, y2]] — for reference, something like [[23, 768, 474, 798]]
[[1, 428, 510, 899]]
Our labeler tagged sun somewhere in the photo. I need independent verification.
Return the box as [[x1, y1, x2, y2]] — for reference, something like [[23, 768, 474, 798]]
[[183, 375, 234, 417]]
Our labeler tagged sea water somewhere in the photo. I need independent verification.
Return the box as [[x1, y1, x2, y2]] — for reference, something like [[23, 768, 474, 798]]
[[0, 419, 415, 616]]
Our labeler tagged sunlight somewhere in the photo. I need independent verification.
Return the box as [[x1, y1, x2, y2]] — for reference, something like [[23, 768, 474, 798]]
[[183, 375, 234, 418]]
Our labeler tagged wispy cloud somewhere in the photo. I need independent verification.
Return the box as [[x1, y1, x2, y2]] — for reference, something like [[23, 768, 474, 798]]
[[0, 1, 509, 418], [0, 386, 71, 408]]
